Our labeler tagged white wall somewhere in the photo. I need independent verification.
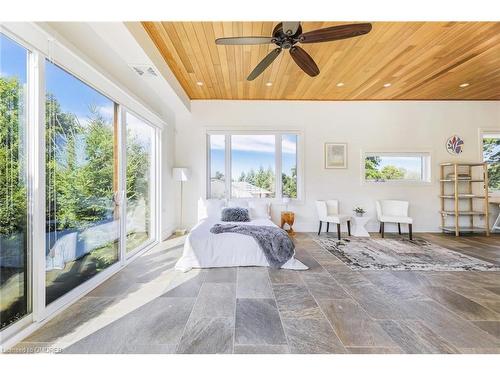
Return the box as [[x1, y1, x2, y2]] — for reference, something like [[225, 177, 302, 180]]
[[175, 100, 500, 232]]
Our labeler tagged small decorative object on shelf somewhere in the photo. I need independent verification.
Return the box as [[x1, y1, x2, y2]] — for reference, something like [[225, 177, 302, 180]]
[[439, 162, 489, 237], [446, 135, 464, 155], [353, 206, 366, 217]]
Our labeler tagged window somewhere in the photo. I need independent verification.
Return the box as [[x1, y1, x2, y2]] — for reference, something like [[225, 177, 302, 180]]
[[282, 134, 297, 199], [0, 34, 30, 330], [45, 61, 119, 305], [208, 134, 225, 199], [125, 112, 155, 253], [363, 152, 431, 183], [231, 134, 276, 198], [207, 133, 300, 200], [481, 132, 500, 192]]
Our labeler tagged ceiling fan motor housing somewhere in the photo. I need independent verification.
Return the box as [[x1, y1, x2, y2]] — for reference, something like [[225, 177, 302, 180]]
[[273, 22, 302, 49]]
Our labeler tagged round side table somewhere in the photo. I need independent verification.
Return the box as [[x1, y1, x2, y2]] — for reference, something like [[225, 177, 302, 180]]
[[281, 211, 295, 236], [352, 215, 370, 237]]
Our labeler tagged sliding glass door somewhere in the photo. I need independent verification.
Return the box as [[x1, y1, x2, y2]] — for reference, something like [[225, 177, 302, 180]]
[[0, 34, 30, 330], [1, 26, 161, 342], [125, 112, 155, 253], [45, 61, 119, 305]]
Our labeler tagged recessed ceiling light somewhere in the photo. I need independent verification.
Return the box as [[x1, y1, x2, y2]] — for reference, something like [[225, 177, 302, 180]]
[[196, 81, 203, 86], [459, 83, 470, 88], [265, 82, 273, 87], [383, 83, 392, 88], [336, 82, 345, 87]]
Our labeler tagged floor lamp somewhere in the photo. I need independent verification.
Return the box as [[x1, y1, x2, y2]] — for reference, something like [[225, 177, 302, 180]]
[[173, 167, 190, 235]]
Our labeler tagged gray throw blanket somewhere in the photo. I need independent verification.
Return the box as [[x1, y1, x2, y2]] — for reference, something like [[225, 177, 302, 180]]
[[210, 224, 295, 268]]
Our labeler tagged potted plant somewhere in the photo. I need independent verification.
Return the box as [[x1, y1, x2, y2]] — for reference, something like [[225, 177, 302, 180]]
[[353, 206, 366, 217]]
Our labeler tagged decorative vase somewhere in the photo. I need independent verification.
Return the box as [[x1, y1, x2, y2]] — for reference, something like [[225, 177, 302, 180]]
[[355, 212, 364, 217]]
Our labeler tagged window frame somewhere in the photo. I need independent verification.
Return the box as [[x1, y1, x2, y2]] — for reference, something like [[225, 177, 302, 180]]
[[0, 30, 33, 339], [0, 23, 166, 347], [361, 151, 432, 185], [206, 130, 303, 201], [479, 128, 500, 196], [123, 108, 160, 258]]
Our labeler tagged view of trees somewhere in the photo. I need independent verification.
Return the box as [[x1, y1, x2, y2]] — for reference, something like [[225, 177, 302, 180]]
[[237, 166, 275, 192], [233, 165, 297, 198], [282, 167, 297, 198], [0, 76, 28, 329], [1, 70, 152, 308], [365, 156, 407, 181], [46, 95, 116, 235], [483, 137, 500, 191], [0, 77, 27, 238]]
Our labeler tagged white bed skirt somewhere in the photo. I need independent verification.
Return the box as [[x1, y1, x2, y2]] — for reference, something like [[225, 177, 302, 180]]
[[175, 218, 308, 272]]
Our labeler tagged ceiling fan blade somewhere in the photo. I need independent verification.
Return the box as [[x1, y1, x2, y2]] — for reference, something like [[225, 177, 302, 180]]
[[247, 48, 282, 81], [282, 22, 300, 36], [215, 36, 274, 45], [299, 23, 372, 44], [289, 46, 319, 77]]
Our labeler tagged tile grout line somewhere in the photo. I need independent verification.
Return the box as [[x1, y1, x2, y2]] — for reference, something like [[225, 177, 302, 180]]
[[306, 233, 408, 351], [172, 270, 205, 354], [310, 232, 499, 350], [297, 257, 348, 352], [232, 268, 238, 354], [266, 267, 292, 354]]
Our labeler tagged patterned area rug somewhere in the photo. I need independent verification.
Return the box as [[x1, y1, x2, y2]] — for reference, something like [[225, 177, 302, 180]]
[[313, 236, 500, 271]]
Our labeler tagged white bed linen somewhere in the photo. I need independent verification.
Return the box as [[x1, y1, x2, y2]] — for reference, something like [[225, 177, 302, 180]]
[[175, 217, 308, 272]]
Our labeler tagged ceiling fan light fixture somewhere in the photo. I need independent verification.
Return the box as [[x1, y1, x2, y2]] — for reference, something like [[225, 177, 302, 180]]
[[383, 83, 392, 88], [218, 21, 372, 80], [336, 82, 345, 87], [459, 83, 470, 88]]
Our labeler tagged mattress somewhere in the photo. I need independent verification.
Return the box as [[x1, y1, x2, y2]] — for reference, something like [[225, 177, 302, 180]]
[[175, 217, 308, 272]]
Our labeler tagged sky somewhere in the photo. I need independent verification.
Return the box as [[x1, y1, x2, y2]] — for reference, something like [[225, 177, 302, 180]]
[[210, 134, 297, 180], [1, 33, 27, 84], [377, 156, 422, 177], [1, 32, 114, 126], [46, 61, 114, 125]]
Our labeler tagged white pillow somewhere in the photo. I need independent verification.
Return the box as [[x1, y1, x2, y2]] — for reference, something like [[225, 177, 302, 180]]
[[198, 198, 225, 221], [227, 199, 249, 208], [249, 201, 271, 219]]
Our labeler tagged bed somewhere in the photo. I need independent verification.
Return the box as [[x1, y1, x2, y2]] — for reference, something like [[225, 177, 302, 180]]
[[175, 199, 308, 272]]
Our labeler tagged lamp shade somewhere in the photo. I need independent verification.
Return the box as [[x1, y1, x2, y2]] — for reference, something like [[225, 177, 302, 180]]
[[282, 197, 291, 204], [173, 167, 190, 181]]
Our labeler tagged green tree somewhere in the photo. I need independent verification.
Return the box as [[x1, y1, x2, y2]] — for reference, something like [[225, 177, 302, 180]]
[[483, 137, 500, 191], [214, 171, 224, 180], [380, 165, 406, 180], [282, 167, 297, 198], [245, 169, 256, 184], [365, 156, 382, 180], [0, 77, 27, 237]]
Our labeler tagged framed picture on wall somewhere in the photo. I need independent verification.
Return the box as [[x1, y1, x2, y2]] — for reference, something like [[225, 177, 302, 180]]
[[325, 143, 347, 169]]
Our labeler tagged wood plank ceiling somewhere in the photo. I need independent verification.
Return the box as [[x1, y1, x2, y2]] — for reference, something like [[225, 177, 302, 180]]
[[142, 22, 500, 100]]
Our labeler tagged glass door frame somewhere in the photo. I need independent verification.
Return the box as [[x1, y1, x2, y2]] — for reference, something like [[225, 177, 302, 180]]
[[121, 107, 161, 260], [0, 27, 34, 343], [0, 23, 164, 348], [36, 59, 125, 322]]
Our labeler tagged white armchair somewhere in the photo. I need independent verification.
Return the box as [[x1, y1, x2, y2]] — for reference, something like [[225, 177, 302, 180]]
[[315, 200, 351, 240], [375, 200, 413, 240]]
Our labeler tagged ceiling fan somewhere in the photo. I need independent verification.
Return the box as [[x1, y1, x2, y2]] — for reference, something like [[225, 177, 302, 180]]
[[215, 22, 372, 81]]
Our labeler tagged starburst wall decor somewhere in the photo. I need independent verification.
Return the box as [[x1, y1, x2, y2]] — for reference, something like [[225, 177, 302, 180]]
[[446, 135, 464, 155]]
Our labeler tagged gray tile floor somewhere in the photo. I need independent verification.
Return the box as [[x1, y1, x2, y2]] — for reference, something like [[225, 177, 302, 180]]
[[12, 233, 500, 354]]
